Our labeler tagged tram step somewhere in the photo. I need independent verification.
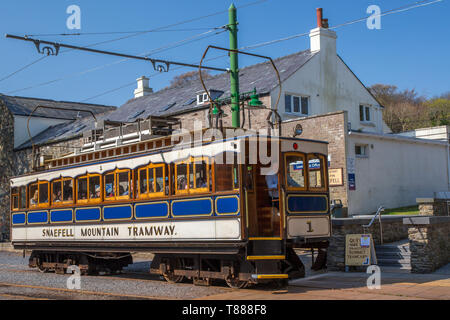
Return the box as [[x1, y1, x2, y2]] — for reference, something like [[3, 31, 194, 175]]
[[251, 274, 289, 280], [246, 255, 286, 261], [248, 238, 284, 256]]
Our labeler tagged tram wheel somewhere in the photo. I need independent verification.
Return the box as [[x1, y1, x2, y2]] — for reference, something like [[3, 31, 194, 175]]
[[162, 258, 185, 283], [37, 264, 49, 273], [225, 276, 248, 289], [37, 257, 49, 273]]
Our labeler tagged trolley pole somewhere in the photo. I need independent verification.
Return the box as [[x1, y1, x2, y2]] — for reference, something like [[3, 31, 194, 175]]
[[229, 3, 240, 128]]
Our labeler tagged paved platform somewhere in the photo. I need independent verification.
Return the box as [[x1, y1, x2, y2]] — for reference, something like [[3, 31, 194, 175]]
[[199, 271, 450, 300]]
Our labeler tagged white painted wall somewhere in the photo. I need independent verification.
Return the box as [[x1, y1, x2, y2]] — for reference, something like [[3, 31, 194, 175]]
[[271, 27, 387, 134], [14, 116, 70, 148], [347, 132, 450, 215]]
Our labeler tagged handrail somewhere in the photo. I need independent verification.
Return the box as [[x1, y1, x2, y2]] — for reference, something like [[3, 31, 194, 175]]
[[363, 205, 385, 244]]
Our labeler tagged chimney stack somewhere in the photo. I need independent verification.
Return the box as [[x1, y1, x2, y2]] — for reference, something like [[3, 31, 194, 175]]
[[134, 76, 153, 98], [310, 8, 336, 53]]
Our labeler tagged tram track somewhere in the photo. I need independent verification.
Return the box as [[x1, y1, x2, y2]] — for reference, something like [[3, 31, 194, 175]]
[[0, 281, 179, 300]]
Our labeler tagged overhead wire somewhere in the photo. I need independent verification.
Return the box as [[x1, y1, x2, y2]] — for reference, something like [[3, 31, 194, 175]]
[[0, 0, 267, 87], [5, 27, 227, 95], [82, 0, 444, 102], [241, 0, 443, 51]]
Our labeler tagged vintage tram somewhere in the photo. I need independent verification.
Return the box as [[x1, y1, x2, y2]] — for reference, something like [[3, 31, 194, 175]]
[[10, 128, 330, 288]]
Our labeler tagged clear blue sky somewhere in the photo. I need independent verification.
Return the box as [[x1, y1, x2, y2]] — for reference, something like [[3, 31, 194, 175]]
[[0, 0, 448, 107]]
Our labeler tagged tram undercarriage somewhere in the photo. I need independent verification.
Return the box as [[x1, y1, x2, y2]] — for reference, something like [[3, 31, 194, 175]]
[[26, 239, 316, 288]]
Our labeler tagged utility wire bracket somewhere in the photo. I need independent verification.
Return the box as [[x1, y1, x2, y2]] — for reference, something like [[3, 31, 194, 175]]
[[151, 60, 170, 73], [33, 40, 60, 56]]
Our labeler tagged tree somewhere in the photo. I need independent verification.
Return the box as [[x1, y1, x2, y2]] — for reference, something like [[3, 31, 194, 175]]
[[369, 84, 429, 133], [168, 70, 212, 88]]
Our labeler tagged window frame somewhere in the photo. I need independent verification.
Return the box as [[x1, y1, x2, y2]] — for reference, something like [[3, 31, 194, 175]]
[[137, 164, 166, 199], [355, 144, 369, 158], [306, 154, 327, 192], [175, 157, 211, 195], [11, 188, 19, 211], [37, 181, 50, 208], [29, 183, 39, 209], [284, 152, 308, 192], [104, 172, 116, 201], [19, 186, 27, 210], [75, 174, 102, 204], [116, 169, 131, 200], [104, 169, 131, 201], [50, 177, 75, 207], [359, 104, 372, 123], [284, 93, 309, 116], [76, 175, 89, 204]]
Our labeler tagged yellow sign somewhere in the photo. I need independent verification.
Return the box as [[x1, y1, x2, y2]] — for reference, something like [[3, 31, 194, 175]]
[[345, 234, 376, 266], [329, 168, 343, 186]]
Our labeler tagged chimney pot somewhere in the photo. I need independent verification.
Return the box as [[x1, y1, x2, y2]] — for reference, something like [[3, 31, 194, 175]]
[[316, 8, 323, 28]]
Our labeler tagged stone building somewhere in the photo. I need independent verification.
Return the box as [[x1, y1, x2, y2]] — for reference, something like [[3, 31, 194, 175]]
[[0, 94, 116, 240]]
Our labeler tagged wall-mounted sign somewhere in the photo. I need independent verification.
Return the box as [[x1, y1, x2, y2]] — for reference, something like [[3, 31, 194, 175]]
[[329, 168, 343, 186], [345, 234, 377, 266], [348, 173, 356, 190]]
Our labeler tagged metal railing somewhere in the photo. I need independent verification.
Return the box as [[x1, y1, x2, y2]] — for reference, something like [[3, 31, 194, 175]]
[[363, 206, 385, 244]]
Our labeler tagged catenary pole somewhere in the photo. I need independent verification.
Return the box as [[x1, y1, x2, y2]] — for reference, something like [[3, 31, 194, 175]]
[[229, 4, 240, 128]]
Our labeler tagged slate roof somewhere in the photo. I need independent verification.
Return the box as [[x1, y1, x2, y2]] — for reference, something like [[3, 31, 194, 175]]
[[0, 94, 116, 120], [108, 49, 317, 121], [14, 49, 317, 150]]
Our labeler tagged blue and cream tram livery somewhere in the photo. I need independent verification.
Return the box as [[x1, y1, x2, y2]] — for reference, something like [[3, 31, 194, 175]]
[[10, 132, 330, 287]]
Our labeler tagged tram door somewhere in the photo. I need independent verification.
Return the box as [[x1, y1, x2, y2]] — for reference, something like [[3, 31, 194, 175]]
[[245, 163, 281, 238]]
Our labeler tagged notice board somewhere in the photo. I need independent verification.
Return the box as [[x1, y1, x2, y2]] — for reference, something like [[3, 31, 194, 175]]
[[345, 234, 377, 266]]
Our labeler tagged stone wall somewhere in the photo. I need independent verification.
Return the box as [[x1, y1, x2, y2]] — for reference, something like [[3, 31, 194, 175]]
[[327, 216, 409, 271], [281, 111, 349, 216], [404, 216, 450, 273], [0, 98, 84, 240], [0, 103, 33, 240], [417, 198, 449, 216]]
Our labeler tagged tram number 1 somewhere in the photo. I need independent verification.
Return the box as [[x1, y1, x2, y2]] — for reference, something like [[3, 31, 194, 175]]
[[306, 221, 314, 233]]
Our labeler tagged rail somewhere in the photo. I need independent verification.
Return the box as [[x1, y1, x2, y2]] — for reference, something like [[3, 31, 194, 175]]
[[363, 205, 385, 244]]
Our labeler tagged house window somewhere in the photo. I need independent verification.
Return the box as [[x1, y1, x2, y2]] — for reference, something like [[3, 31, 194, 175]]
[[285, 94, 309, 115], [360, 105, 371, 122], [355, 144, 368, 157]]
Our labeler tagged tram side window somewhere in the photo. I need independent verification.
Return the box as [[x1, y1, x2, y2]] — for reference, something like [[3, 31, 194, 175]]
[[176, 158, 210, 194], [89, 175, 101, 199], [286, 154, 306, 189], [139, 165, 166, 198], [104, 174, 115, 199], [193, 159, 208, 190], [307, 155, 324, 190], [52, 180, 63, 203], [19, 186, 27, 210], [139, 168, 148, 195], [176, 163, 188, 192], [118, 172, 130, 197], [11, 188, 19, 210], [39, 182, 49, 205], [155, 166, 164, 193], [63, 179, 74, 202], [29, 184, 38, 207], [77, 177, 88, 201]]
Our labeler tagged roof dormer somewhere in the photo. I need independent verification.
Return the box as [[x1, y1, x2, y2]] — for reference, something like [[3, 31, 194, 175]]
[[196, 89, 224, 106]]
